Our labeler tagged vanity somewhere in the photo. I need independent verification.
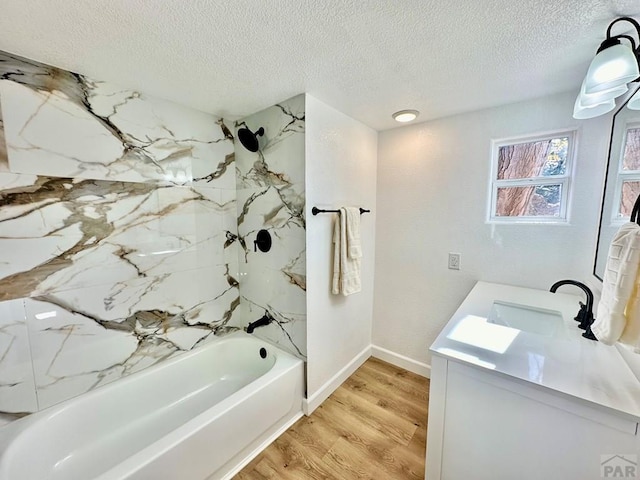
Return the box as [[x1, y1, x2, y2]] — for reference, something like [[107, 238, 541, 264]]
[[425, 281, 640, 480]]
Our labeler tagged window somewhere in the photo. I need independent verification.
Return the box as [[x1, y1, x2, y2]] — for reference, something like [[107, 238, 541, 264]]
[[488, 131, 575, 223], [613, 124, 640, 221]]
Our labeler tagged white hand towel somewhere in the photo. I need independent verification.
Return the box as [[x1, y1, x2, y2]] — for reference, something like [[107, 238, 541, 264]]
[[592, 222, 640, 346], [332, 215, 341, 295], [331, 207, 362, 296], [344, 207, 362, 260]]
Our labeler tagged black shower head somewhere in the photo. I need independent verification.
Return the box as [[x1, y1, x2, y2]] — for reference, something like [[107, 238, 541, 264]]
[[237, 127, 265, 152]]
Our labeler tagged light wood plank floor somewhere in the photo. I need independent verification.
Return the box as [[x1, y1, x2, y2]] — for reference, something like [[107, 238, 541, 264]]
[[235, 357, 430, 480]]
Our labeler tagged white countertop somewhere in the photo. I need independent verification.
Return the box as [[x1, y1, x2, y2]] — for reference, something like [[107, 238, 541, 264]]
[[430, 281, 640, 421]]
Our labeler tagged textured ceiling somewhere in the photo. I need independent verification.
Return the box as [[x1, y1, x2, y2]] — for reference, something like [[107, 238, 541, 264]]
[[1, 1, 640, 130]]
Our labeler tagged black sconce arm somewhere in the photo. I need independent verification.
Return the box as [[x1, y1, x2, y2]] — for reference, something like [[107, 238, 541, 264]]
[[606, 16, 640, 40]]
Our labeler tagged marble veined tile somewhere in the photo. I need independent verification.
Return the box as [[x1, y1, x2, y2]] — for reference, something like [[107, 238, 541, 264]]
[[0, 50, 247, 415], [0, 50, 234, 189], [257, 312, 305, 358], [38, 265, 239, 327], [0, 95, 8, 172], [216, 187, 241, 294], [0, 171, 38, 189], [236, 186, 306, 291], [0, 175, 237, 301], [239, 249, 306, 340], [0, 298, 38, 413], [237, 187, 305, 244], [237, 298, 307, 358], [0, 183, 85, 287], [238, 225, 306, 299], [25, 297, 140, 410], [235, 94, 305, 189], [1, 80, 125, 177], [24, 263, 240, 409], [234, 94, 306, 360]]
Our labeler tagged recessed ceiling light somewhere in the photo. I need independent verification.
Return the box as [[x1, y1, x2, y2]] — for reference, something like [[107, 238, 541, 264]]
[[392, 109, 420, 123]]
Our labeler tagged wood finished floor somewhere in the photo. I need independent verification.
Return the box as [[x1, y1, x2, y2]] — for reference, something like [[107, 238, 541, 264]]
[[235, 358, 430, 480]]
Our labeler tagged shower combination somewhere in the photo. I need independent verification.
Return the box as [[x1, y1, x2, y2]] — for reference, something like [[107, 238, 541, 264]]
[[237, 126, 264, 152]]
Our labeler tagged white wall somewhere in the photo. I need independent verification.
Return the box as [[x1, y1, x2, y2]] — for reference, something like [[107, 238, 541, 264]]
[[373, 91, 611, 367], [305, 94, 377, 410]]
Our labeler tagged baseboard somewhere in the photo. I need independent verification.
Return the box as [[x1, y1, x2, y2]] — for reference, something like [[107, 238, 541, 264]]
[[220, 344, 427, 478], [371, 345, 431, 378], [303, 344, 372, 415], [221, 409, 303, 480]]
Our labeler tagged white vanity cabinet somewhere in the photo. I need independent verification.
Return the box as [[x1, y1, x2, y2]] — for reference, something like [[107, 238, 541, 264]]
[[426, 356, 640, 479], [426, 282, 640, 480]]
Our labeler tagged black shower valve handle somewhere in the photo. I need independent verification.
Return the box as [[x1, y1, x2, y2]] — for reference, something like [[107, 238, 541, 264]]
[[253, 229, 272, 253]]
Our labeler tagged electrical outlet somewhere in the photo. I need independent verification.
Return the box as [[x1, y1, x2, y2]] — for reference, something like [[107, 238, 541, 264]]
[[448, 253, 461, 270]]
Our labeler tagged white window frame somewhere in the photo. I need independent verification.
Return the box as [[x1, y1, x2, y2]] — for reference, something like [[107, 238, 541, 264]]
[[487, 130, 576, 224], [610, 121, 640, 225]]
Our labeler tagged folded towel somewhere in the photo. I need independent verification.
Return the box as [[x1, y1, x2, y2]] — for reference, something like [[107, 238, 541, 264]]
[[592, 222, 640, 346], [332, 207, 362, 296]]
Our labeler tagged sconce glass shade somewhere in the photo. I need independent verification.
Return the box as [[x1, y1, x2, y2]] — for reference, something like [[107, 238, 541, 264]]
[[628, 89, 640, 110], [584, 43, 640, 94], [578, 78, 628, 107], [573, 93, 616, 119]]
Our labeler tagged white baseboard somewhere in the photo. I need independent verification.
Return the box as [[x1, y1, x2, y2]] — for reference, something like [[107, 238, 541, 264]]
[[221, 344, 428, 478], [221, 409, 303, 480], [371, 345, 431, 378], [303, 345, 372, 415]]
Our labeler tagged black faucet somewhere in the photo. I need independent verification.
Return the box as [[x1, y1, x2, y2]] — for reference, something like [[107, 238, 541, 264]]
[[549, 280, 597, 341], [246, 312, 274, 334]]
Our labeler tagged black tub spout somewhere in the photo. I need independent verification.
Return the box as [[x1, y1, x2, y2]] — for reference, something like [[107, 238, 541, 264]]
[[246, 313, 273, 334]]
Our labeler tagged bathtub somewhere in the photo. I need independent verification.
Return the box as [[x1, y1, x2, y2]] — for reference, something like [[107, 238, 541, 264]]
[[0, 331, 304, 480]]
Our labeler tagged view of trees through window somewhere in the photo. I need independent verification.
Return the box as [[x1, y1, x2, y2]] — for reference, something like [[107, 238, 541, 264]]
[[619, 127, 640, 217], [494, 137, 569, 218]]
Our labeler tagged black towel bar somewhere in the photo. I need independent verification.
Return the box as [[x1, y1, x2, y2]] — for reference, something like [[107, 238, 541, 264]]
[[312, 207, 370, 216]]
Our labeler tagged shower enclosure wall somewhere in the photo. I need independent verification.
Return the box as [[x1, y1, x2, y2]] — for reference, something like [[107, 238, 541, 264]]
[[0, 50, 308, 423], [232, 96, 307, 358]]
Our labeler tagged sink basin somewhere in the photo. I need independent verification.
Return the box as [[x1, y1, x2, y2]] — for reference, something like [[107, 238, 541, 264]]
[[487, 301, 565, 337]]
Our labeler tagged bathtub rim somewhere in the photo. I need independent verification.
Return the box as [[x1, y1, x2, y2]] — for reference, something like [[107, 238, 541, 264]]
[[0, 331, 276, 431], [97, 347, 302, 479], [0, 331, 302, 480]]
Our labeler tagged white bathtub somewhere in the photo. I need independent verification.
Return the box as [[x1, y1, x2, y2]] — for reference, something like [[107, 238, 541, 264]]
[[0, 331, 304, 480]]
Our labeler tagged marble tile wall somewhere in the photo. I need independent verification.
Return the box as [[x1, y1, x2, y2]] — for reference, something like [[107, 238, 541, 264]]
[[0, 51, 240, 418], [232, 95, 307, 358]]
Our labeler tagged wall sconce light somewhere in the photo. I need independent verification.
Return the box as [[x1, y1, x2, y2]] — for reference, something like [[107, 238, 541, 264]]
[[574, 16, 640, 119]]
